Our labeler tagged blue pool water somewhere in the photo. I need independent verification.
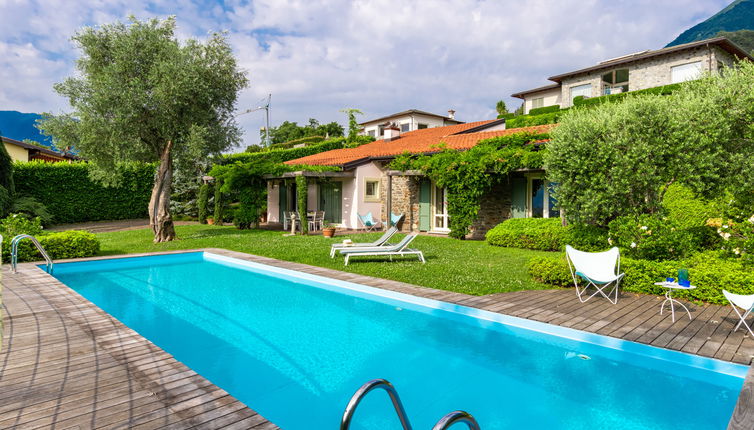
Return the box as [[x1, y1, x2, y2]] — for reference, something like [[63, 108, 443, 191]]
[[50, 252, 746, 429]]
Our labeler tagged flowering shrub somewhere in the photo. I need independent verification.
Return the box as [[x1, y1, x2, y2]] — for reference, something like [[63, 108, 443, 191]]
[[716, 216, 754, 264], [607, 214, 703, 261], [0, 213, 43, 237]]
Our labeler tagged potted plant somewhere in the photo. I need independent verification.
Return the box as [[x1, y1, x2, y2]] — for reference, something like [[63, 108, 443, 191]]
[[207, 217, 215, 225], [323, 223, 337, 238]]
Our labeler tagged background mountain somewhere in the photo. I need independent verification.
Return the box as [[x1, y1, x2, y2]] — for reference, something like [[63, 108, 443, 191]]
[[667, 0, 754, 53], [0, 110, 50, 146]]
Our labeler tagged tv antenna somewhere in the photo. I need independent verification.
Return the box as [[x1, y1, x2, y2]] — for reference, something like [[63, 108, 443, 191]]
[[237, 94, 272, 147]]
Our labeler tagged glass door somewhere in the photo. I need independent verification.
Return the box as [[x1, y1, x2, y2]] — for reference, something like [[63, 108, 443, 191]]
[[432, 184, 449, 232]]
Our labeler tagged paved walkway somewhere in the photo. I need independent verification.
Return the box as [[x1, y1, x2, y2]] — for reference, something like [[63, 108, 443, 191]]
[[48, 219, 198, 233], [1, 248, 752, 428]]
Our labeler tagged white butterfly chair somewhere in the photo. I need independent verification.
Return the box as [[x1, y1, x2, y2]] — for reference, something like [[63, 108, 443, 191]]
[[565, 245, 625, 304], [723, 290, 754, 337]]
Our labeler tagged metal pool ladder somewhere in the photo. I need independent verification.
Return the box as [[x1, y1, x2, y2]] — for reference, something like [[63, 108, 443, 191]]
[[11, 234, 53, 274], [340, 378, 481, 430]]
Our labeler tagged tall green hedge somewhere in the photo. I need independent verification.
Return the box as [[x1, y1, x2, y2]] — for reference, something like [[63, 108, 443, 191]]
[[572, 83, 682, 108], [13, 161, 155, 223]]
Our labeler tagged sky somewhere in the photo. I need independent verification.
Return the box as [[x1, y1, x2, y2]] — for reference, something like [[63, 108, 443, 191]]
[[0, 0, 731, 149]]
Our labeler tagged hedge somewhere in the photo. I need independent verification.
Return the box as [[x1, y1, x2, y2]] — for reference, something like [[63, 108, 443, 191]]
[[220, 135, 374, 165], [528, 105, 562, 115], [527, 251, 754, 304], [572, 83, 682, 108], [1, 230, 100, 263], [13, 162, 154, 224], [486, 218, 608, 252], [506, 111, 563, 128], [270, 135, 325, 150]]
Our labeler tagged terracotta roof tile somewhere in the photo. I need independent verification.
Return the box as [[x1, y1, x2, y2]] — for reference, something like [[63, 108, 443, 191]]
[[286, 122, 556, 166]]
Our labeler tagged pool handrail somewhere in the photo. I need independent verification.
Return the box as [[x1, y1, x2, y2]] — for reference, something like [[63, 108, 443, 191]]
[[11, 234, 53, 274], [340, 378, 413, 430], [432, 410, 481, 430]]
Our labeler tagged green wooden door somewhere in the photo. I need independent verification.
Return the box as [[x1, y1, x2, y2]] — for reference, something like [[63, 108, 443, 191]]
[[278, 184, 287, 222], [319, 182, 342, 223], [419, 179, 431, 231], [511, 176, 527, 218]]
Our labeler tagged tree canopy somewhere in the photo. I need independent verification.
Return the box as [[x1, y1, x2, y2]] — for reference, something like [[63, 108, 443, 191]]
[[544, 61, 754, 226], [39, 16, 248, 241], [264, 118, 344, 145]]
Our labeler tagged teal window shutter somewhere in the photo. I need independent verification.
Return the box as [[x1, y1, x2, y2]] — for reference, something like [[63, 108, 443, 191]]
[[511, 177, 527, 218], [278, 184, 287, 222], [419, 180, 431, 231]]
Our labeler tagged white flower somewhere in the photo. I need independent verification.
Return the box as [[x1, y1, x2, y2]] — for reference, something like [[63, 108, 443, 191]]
[[749, 215, 754, 224], [607, 238, 613, 245], [734, 248, 741, 255], [723, 224, 729, 229], [717, 228, 722, 234], [723, 232, 731, 240], [630, 242, 637, 248], [641, 225, 648, 230]]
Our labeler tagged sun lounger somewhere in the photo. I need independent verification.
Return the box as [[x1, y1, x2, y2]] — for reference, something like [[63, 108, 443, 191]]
[[330, 227, 398, 258], [339, 233, 425, 265]]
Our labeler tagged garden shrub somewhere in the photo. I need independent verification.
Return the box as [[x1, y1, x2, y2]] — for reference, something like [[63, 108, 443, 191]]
[[13, 161, 154, 224], [527, 251, 752, 304], [497, 113, 515, 120], [572, 83, 682, 108], [485, 218, 608, 252], [270, 135, 325, 150], [506, 112, 561, 128], [0, 214, 100, 262], [528, 105, 561, 115], [486, 218, 566, 251], [607, 214, 701, 261], [662, 184, 716, 229]]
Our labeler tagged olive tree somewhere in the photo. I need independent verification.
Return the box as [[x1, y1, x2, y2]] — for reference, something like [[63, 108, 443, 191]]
[[544, 62, 754, 226], [40, 17, 248, 242]]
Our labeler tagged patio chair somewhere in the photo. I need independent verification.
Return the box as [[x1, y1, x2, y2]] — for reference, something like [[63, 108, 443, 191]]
[[309, 211, 325, 231], [357, 212, 382, 232], [330, 226, 398, 258], [723, 290, 754, 337], [565, 245, 625, 304], [390, 213, 404, 228], [340, 233, 424, 265]]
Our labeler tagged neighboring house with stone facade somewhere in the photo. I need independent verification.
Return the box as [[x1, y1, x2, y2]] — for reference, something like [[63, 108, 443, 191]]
[[265, 120, 555, 239], [512, 36, 753, 114], [358, 109, 464, 138]]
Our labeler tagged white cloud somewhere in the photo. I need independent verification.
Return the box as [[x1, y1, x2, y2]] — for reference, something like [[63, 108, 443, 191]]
[[0, 0, 732, 147]]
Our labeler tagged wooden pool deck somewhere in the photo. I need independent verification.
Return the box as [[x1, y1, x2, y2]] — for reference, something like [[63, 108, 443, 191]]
[[1, 248, 753, 429]]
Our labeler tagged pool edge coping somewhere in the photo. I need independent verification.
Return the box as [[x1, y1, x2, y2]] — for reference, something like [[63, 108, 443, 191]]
[[19, 247, 754, 429]]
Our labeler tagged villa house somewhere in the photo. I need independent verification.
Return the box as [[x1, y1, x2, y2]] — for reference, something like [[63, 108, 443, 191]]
[[359, 109, 464, 138], [511, 36, 753, 114], [266, 120, 555, 239], [1, 136, 78, 163]]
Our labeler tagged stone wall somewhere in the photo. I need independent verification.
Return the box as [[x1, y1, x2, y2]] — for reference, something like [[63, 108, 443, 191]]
[[382, 174, 420, 232], [468, 181, 512, 240]]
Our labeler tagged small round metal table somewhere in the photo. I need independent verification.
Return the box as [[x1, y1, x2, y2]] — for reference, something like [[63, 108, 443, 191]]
[[654, 282, 696, 322]]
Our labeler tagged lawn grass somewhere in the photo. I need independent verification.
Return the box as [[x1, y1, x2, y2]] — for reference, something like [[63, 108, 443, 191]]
[[95, 225, 559, 296]]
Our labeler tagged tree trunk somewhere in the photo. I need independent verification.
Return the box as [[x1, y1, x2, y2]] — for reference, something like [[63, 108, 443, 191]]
[[149, 141, 176, 242]]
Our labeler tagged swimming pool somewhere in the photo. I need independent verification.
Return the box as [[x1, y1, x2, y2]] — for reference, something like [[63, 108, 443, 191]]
[[50, 251, 746, 429]]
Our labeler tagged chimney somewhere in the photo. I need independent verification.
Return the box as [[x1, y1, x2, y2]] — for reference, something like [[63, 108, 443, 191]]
[[447, 109, 456, 119], [382, 122, 401, 141]]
